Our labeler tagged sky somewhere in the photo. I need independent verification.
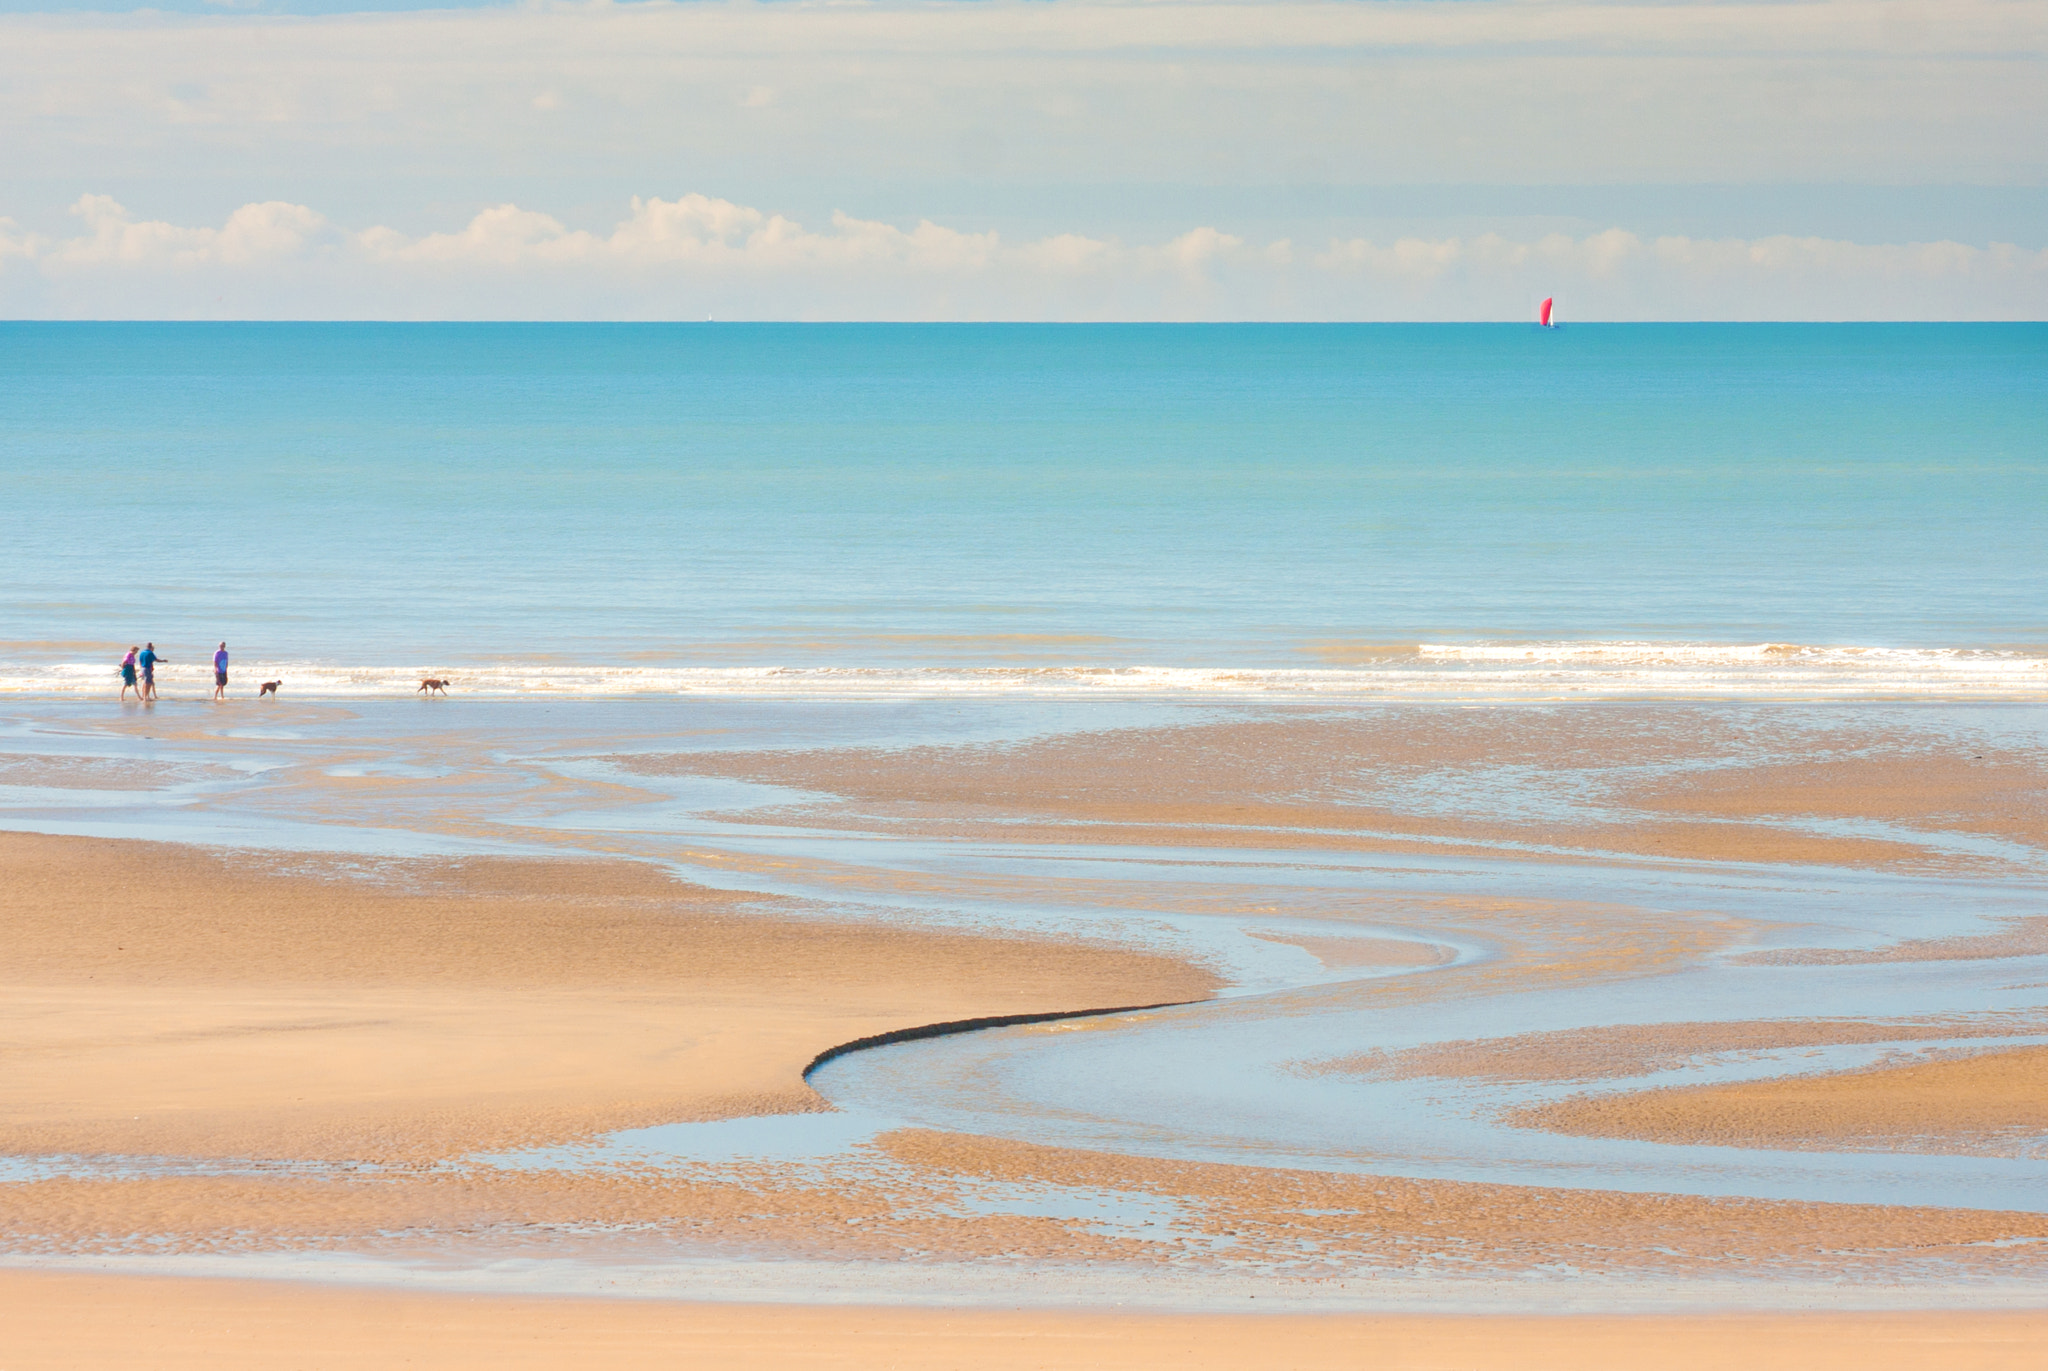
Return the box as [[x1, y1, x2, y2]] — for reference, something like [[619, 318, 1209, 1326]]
[[1, 0, 2043, 320]]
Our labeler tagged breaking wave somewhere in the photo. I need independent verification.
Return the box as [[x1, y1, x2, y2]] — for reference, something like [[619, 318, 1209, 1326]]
[[4, 643, 2045, 701]]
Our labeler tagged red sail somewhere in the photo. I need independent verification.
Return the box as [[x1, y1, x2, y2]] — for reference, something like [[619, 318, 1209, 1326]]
[[1539, 296, 1554, 327]]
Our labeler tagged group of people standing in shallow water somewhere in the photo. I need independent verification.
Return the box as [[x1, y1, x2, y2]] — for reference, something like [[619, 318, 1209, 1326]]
[[119, 641, 232, 702]]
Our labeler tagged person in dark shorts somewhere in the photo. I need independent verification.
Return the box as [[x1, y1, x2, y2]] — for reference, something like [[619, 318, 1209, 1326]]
[[120, 646, 139, 702], [213, 642, 229, 701], [138, 642, 164, 701]]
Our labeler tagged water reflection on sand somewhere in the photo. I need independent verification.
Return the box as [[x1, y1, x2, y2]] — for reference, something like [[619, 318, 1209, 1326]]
[[4, 696, 2047, 1302]]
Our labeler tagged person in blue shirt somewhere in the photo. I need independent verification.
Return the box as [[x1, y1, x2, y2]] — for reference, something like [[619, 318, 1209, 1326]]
[[138, 642, 164, 701], [213, 642, 229, 701]]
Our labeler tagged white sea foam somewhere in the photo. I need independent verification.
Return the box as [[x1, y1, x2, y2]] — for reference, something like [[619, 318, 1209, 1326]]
[[4, 644, 2045, 701]]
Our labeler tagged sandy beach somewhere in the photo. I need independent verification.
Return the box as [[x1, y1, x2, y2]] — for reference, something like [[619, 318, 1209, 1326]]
[[623, 706, 2048, 869], [4, 699, 2047, 1363], [0, 831, 1214, 1164], [1521, 1044, 2048, 1155], [6, 1268, 2048, 1370]]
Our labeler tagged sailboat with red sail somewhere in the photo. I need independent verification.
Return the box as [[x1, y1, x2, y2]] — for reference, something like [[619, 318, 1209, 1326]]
[[1538, 296, 1556, 328]]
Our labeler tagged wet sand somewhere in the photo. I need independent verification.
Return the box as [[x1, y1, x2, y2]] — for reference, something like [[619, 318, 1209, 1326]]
[[1329, 1013, 2048, 1084], [7, 821, 2044, 1285], [1737, 917, 2048, 966], [617, 707, 2048, 870], [1521, 1045, 2048, 1156], [15, 1121, 2048, 1276], [5, 1269, 2048, 1371], [7, 701, 2048, 1361], [1630, 749, 2048, 853]]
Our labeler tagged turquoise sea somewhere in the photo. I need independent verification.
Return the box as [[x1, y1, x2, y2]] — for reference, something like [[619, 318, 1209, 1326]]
[[4, 322, 2044, 697], [7, 322, 2048, 1304]]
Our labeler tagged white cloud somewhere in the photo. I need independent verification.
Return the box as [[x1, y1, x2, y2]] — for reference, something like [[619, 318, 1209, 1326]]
[[1020, 233, 1114, 275], [214, 201, 330, 264], [1151, 226, 1244, 275], [364, 203, 591, 266], [1, 193, 2042, 321], [347, 195, 1006, 276], [42, 195, 329, 269]]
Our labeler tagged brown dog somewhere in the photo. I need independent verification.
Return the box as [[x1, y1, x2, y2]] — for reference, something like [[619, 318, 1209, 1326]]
[[418, 678, 450, 695], [257, 680, 281, 697]]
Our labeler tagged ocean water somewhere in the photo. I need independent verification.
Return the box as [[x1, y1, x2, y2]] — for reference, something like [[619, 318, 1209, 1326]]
[[8, 325, 2048, 1297], [4, 321, 2044, 698]]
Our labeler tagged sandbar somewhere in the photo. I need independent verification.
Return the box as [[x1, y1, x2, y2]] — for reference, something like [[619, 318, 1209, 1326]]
[[1518, 1044, 2048, 1156], [0, 831, 1216, 1163], [615, 707, 2048, 870]]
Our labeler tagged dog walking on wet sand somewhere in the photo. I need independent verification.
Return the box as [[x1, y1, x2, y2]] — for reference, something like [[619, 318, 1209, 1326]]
[[418, 678, 451, 695], [258, 679, 281, 697]]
